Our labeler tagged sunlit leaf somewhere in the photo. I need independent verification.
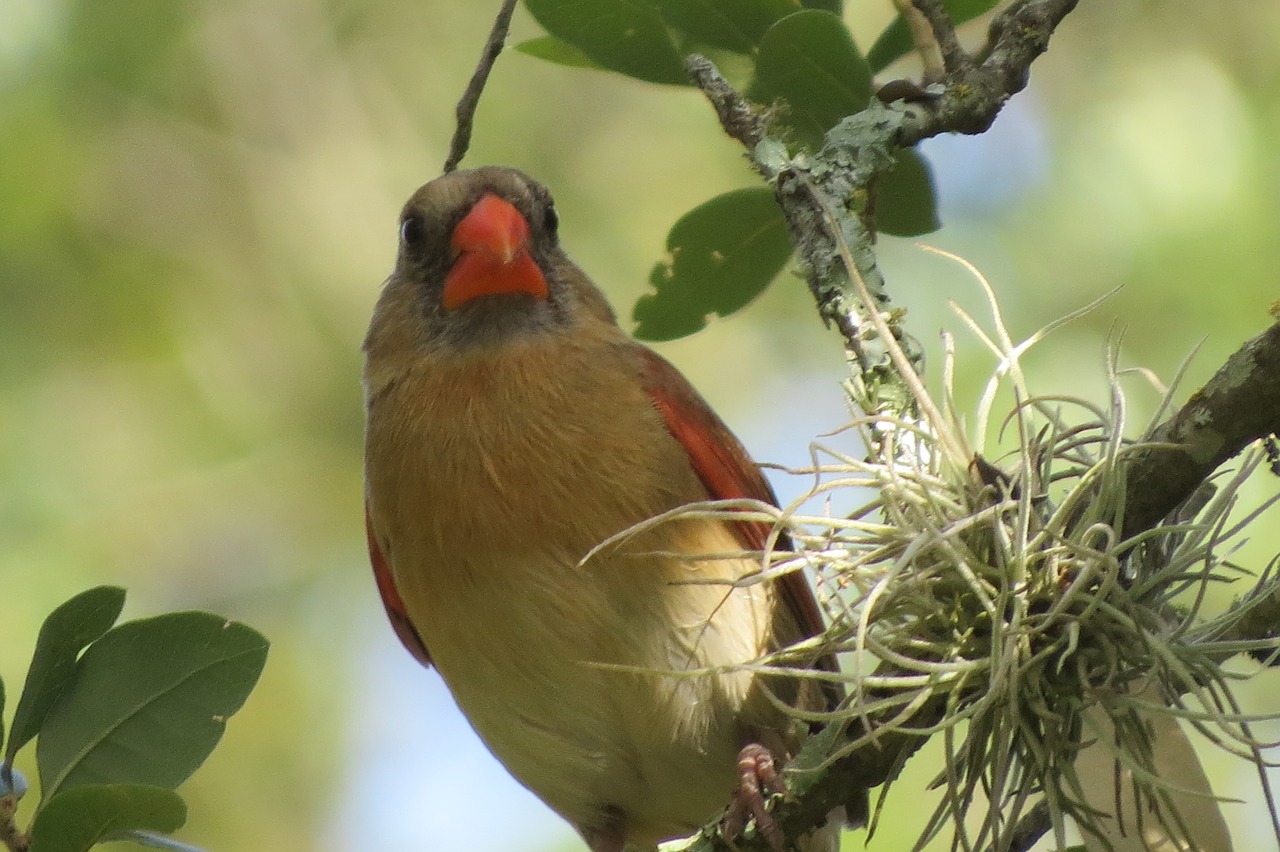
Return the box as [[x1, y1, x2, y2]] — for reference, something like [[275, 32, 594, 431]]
[[867, 0, 999, 72], [649, 0, 798, 53], [749, 10, 872, 149], [634, 188, 792, 340], [28, 784, 185, 852], [37, 612, 268, 803], [513, 36, 604, 70], [524, 0, 689, 85], [876, 148, 940, 237], [5, 586, 126, 767]]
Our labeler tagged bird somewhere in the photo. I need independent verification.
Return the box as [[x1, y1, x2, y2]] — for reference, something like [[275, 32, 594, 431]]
[[362, 166, 847, 852]]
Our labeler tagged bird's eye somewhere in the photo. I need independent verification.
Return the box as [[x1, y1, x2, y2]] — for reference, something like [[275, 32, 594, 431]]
[[543, 204, 558, 236], [400, 214, 424, 246]]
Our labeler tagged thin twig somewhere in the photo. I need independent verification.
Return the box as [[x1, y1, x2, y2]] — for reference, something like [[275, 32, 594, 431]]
[[684, 56, 769, 154], [442, 0, 519, 174], [907, 0, 970, 75], [897, 0, 1080, 145], [0, 795, 27, 852], [892, 0, 948, 80]]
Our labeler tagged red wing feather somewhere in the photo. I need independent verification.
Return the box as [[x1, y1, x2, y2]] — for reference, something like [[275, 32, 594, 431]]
[[366, 506, 433, 668], [634, 348, 830, 651]]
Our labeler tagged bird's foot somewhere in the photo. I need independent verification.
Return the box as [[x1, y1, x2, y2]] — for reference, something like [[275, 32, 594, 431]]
[[723, 742, 788, 852]]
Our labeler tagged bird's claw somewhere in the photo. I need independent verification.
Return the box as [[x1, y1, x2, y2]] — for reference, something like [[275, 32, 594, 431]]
[[723, 743, 788, 851]]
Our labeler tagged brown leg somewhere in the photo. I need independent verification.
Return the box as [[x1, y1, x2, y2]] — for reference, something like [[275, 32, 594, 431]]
[[723, 742, 788, 852]]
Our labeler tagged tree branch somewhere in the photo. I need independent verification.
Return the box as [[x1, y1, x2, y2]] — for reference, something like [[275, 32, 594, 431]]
[[1001, 800, 1052, 852], [684, 55, 769, 155], [0, 794, 26, 852], [1123, 317, 1280, 536], [905, 0, 971, 75], [682, 1, 1280, 845], [684, 319, 1280, 852], [687, 0, 1082, 445], [896, 0, 1080, 146]]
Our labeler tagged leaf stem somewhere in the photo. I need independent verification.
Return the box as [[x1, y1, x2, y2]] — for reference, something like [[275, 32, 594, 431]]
[[442, 0, 519, 174]]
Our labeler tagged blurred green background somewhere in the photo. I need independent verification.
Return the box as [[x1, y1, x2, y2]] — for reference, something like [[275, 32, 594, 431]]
[[1, 1, 1278, 850]]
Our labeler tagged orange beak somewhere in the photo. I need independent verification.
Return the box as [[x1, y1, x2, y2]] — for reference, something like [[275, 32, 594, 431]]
[[442, 193, 550, 310]]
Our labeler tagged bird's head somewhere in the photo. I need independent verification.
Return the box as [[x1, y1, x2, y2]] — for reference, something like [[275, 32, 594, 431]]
[[368, 167, 615, 357]]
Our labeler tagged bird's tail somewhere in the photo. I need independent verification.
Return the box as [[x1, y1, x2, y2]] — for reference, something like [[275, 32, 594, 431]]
[[1074, 687, 1232, 851]]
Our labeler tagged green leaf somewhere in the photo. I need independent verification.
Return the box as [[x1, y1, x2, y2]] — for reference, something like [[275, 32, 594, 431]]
[[799, 0, 840, 11], [523, 0, 690, 85], [634, 188, 792, 341], [867, 0, 998, 72], [875, 148, 940, 237], [749, 10, 872, 149], [5, 587, 127, 767], [28, 784, 185, 852], [784, 720, 842, 797], [649, 0, 798, 53], [37, 612, 268, 803], [513, 36, 604, 70]]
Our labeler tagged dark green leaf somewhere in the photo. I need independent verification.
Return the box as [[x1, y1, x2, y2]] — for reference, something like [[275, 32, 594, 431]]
[[1, 674, 6, 751], [524, 0, 689, 85], [37, 612, 268, 803], [867, 0, 998, 72], [633, 188, 792, 341], [28, 784, 185, 852], [749, 10, 871, 149], [649, 0, 798, 53], [5, 587, 126, 766], [799, 0, 840, 11], [875, 148, 940, 237], [784, 719, 843, 797], [513, 36, 604, 71]]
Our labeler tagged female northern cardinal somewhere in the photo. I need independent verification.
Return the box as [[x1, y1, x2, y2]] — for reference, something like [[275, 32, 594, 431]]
[[363, 167, 846, 852]]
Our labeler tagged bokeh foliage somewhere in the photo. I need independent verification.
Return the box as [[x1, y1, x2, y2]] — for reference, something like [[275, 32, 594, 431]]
[[1, 587, 266, 851], [1, 0, 1278, 850]]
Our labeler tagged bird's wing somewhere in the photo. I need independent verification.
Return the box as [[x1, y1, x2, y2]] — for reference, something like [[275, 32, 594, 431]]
[[366, 506, 433, 667], [634, 347, 830, 652]]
